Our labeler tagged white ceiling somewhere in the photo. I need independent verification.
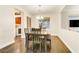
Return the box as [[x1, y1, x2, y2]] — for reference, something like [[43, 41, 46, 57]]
[[63, 5, 79, 12], [20, 5, 65, 15]]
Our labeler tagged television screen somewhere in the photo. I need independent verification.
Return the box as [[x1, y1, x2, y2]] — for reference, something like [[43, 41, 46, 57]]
[[70, 20, 79, 27]]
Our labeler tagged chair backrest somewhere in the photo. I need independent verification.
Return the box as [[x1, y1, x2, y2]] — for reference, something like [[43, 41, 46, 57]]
[[25, 33, 51, 52], [31, 28, 41, 34], [28, 33, 45, 42]]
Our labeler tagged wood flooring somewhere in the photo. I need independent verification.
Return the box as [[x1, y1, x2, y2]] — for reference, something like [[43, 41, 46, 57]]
[[0, 36, 71, 53]]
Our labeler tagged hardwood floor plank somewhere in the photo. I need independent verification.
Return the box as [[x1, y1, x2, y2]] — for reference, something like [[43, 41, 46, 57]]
[[0, 36, 71, 53], [51, 36, 71, 53]]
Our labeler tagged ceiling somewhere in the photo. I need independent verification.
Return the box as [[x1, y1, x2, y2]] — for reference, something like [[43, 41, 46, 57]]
[[63, 5, 79, 12], [20, 5, 65, 15]]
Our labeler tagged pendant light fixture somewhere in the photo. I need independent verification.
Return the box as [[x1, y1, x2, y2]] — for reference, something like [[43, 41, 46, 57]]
[[36, 5, 44, 20]]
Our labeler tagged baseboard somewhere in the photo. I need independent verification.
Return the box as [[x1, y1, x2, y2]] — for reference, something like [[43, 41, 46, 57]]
[[0, 40, 15, 49], [58, 36, 74, 53]]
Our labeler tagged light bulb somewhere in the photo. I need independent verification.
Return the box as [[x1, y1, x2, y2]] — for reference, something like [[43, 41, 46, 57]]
[[36, 16, 44, 19]]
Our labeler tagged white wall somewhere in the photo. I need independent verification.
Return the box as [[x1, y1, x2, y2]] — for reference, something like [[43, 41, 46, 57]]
[[0, 5, 32, 49], [0, 6, 15, 48], [61, 5, 79, 30], [31, 13, 61, 36], [59, 5, 79, 52], [59, 29, 79, 53]]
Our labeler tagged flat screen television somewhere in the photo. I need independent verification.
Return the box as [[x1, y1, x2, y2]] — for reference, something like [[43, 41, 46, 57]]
[[70, 20, 79, 27]]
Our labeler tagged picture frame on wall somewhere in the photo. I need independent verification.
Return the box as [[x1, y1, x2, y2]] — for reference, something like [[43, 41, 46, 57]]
[[39, 17, 50, 29]]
